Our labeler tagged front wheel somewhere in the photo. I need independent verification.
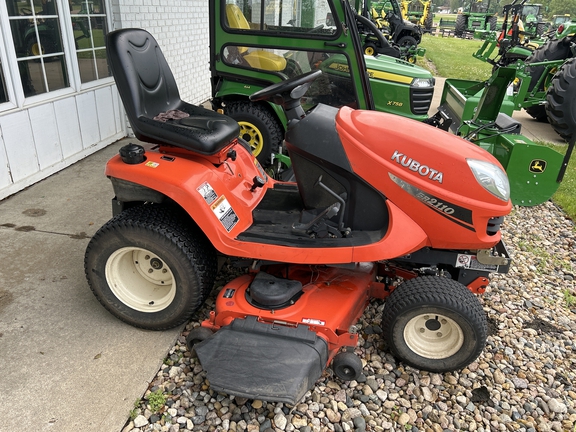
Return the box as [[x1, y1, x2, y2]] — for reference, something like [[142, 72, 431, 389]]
[[84, 205, 218, 330], [381, 276, 487, 372], [225, 101, 283, 167]]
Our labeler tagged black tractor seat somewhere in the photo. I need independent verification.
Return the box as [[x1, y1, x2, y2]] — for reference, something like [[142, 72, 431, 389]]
[[107, 28, 239, 155]]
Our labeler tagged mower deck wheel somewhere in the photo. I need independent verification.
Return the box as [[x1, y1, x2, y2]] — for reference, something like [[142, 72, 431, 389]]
[[381, 276, 487, 372], [84, 205, 217, 330], [332, 351, 363, 381], [186, 326, 214, 357]]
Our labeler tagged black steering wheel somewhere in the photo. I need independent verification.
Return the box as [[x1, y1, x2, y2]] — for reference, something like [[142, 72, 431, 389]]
[[249, 69, 322, 110], [249, 70, 322, 121]]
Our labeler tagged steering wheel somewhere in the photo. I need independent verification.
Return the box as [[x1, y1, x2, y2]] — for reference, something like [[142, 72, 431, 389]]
[[249, 69, 322, 110], [355, 14, 392, 52]]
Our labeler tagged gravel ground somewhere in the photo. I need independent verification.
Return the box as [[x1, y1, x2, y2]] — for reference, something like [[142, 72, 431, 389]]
[[122, 202, 576, 432]]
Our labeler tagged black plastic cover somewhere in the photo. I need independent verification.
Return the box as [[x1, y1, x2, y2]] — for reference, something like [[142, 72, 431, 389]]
[[249, 272, 303, 307], [195, 316, 328, 404]]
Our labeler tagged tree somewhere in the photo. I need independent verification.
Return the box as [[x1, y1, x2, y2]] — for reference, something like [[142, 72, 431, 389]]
[[548, 0, 576, 18]]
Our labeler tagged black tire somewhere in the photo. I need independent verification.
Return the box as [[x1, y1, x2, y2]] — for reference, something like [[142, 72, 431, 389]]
[[381, 276, 487, 372], [523, 38, 573, 121], [536, 22, 546, 37], [488, 16, 498, 31], [454, 14, 467, 37], [364, 42, 377, 56], [186, 326, 214, 357], [424, 13, 433, 31], [546, 57, 576, 141], [398, 35, 418, 49], [84, 205, 218, 330], [26, 34, 58, 61], [332, 351, 363, 381], [225, 100, 283, 167]]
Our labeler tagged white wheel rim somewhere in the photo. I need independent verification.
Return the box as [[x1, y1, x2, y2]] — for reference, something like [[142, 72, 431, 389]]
[[105, 247, 176, 313], [404, 313, 464, 359]]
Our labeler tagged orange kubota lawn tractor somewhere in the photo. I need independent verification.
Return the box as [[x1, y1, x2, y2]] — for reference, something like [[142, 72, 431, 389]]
[[84, 27, 512, 404]]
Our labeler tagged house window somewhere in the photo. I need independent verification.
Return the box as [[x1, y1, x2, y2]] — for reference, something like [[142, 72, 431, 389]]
[[69, 0, 111, 83], [3, 0, 110, 101], [0, 61, 8, 103], [7, 0, 69, 97]]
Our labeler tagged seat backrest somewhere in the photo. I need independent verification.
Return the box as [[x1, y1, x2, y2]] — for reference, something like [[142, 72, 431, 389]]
[[226, 4, 251, 30], [107, 28, 181, 124], [106, 28, 240, 155]]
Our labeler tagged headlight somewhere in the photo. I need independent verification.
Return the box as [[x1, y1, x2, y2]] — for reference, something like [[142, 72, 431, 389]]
[[467, 159, 510, 202], [411, 77, 435, 88]]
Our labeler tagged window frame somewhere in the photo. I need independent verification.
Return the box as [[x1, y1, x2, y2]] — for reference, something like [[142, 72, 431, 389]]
[[0, 0, 114, 111]]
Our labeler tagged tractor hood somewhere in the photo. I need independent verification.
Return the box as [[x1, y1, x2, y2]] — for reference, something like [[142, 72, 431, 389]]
[[364, 54, 434, 84], [321, 54, 434, 87]]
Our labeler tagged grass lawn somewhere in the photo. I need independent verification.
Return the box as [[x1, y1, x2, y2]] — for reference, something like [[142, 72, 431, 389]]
[[416, 34, 576, 220]]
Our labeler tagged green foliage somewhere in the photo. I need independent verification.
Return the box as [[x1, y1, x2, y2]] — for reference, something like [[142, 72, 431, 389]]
[[147, 390, 167, 413], [563, 289, 576, 308], [129, 399, 140, 420]]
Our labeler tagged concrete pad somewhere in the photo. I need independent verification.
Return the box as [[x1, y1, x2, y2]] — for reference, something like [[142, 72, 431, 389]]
[[0, 138, 180, 432], [430, 76, 565, 144]]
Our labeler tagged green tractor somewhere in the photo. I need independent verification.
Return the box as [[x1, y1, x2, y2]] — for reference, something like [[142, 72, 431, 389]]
[[473, 3, 576, 128], [210, 0, 434, 165], [426, 64, 574, 206], [454, 0, 498, 38], [550, 14, 571, 31], [519, 3, 547, 39]]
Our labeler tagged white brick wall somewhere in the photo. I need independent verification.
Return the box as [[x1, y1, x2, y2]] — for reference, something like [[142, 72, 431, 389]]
[[111, 0, 212, 105]]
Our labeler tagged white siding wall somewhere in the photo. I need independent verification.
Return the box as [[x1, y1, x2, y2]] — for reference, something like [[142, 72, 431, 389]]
[[111, 0, 211, 105], [0, 86, 126, 200], [0, 0, 211, 201]]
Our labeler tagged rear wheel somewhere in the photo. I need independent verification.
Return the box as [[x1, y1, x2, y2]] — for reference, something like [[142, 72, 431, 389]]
[[454, 14, 467, 37], [381, 276, 487, 372], [524, 38, 573, 121], [546, 57, 576, 141], [84, 205, 217, 330], [225, 100, 283, 167]]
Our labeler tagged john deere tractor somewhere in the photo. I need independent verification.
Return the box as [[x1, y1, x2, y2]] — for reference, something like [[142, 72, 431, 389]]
[[454, 0, 498, 38], [210, 0, 434, 165]]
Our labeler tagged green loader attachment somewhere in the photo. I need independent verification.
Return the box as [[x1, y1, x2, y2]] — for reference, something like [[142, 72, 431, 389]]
[[428, 65, 574, 206]]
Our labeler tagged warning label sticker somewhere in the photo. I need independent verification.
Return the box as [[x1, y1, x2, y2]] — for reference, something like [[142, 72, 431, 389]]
[[302, 318, 326, 326], [211, 195, 239, 232], [197, 182, 218, 205], [456, 254, 498, 271]]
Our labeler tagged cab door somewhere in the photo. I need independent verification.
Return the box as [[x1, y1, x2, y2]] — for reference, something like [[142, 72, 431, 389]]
[[210, 0, 374, 111]]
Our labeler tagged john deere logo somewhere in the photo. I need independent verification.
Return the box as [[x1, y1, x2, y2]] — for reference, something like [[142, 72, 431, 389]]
[[529, 159, 547, 173]]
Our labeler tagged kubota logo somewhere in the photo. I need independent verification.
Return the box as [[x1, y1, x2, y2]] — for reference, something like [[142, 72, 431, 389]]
[[391, 150, 444, 183]]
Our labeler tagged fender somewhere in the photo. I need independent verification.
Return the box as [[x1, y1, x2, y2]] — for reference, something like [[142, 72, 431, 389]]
[[215, 80, 287, 126], [105, 143, 431, 264]]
